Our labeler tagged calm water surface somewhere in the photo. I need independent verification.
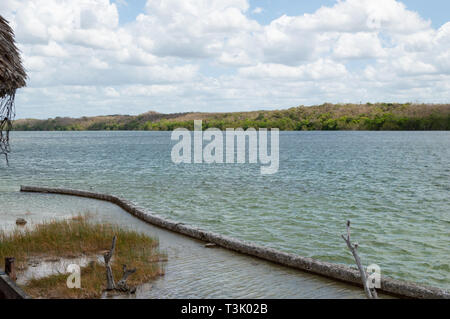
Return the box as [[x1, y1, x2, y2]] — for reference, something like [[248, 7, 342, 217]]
[[0, 131, 449, 290]]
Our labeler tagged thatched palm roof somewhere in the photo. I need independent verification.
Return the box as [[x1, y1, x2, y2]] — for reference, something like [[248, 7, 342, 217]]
[[0, 15, 27, 161]]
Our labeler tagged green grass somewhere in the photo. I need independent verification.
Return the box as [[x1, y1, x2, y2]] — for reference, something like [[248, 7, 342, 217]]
[[0, 215, 166, 299]]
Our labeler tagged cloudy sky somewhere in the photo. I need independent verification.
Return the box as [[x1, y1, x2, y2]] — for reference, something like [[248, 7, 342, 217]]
[[1, 0, 450, 119]]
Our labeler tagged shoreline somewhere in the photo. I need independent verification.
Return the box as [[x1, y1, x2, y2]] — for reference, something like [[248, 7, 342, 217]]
[[13, 103, 450, 132], [0, 215, 164, 299], [19, 185, 450, 299]]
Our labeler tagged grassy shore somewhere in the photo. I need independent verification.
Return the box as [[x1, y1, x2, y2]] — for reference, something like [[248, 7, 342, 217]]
[[0, 215, 166, 298], [13, 103, 450, 131]]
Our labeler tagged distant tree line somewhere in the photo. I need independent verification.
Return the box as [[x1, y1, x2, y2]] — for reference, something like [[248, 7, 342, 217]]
[[13, 103, 450, 131]]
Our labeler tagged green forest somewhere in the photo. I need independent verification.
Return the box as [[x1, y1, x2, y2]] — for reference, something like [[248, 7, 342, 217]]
[[14, 103, 450, 131]]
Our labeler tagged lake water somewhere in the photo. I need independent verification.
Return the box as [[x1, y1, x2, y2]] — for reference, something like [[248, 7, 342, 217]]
[[1, 131, 449, 291]]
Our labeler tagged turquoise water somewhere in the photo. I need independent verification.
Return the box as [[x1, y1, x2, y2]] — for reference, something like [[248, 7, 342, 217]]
[[1, 131, 449, 290]]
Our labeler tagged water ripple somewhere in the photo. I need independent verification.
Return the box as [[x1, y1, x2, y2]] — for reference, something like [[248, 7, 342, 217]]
[[1, 131, 449, 290]]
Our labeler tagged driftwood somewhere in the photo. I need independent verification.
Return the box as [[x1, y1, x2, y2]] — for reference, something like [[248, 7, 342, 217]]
[[341, 220, 378, 299], [104, 236, 117, 291], [117, 265, 137, 293], [103, 236, 136, 294]]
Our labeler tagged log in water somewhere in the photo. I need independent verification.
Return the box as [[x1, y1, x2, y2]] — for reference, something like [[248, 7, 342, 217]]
[[20, 185, 450, 299]]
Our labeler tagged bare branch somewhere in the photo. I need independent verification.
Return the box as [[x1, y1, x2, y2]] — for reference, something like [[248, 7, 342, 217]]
[[103, 236, 137, 294], [341, 220, 376, 299], [104, 235, 117, 291], [116, 264, 137, 293]]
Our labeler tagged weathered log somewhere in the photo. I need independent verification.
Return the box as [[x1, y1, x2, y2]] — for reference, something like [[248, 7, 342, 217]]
[[116, 265, 136, 293]]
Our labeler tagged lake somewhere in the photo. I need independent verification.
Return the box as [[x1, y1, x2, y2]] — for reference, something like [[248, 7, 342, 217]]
[[1, 131, 449, 290]]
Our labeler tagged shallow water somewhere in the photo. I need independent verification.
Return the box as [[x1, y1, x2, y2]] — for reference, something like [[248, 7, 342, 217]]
[[1, 193, 370, 298], [0, 131, 449, 290], [16, 255, 97, 286]]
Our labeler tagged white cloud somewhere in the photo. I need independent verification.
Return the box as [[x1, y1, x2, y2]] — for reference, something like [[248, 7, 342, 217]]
[[252, 7, 263, 14], [104, 87, 120, 97], [333, 32, 386, 59], [217, 51, 253, 67], [239, 59, 348, 80], [282, 0, 430, 33], [129, 0, 259, 59], [0, 0, 448, 118]]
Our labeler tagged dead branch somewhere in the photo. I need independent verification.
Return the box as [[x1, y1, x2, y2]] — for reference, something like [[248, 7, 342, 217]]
[[103, 236, 137, 294], [104, 235, 117, 291], [341, 220, 377, 299], [116, 264, 137, 293]]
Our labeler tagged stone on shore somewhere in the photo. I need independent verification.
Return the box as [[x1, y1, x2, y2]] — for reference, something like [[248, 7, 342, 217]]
[[16, 218, 27, 226]]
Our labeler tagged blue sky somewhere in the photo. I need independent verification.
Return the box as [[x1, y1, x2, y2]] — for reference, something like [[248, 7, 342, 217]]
[[2, 0, 450, 118], [115, 0, 450, 28], [253, 0, 450, 28]]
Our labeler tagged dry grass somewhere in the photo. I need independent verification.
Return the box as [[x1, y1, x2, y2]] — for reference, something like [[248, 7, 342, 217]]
[[0, 215, 166, 299], [0, 15, 27, 95]]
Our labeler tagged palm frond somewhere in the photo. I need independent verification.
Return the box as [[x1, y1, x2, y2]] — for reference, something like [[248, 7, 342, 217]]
[[0, 15, 27, 161]]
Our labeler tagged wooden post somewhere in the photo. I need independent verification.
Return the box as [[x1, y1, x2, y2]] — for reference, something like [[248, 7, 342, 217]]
[[5, 257, 16, 282]]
